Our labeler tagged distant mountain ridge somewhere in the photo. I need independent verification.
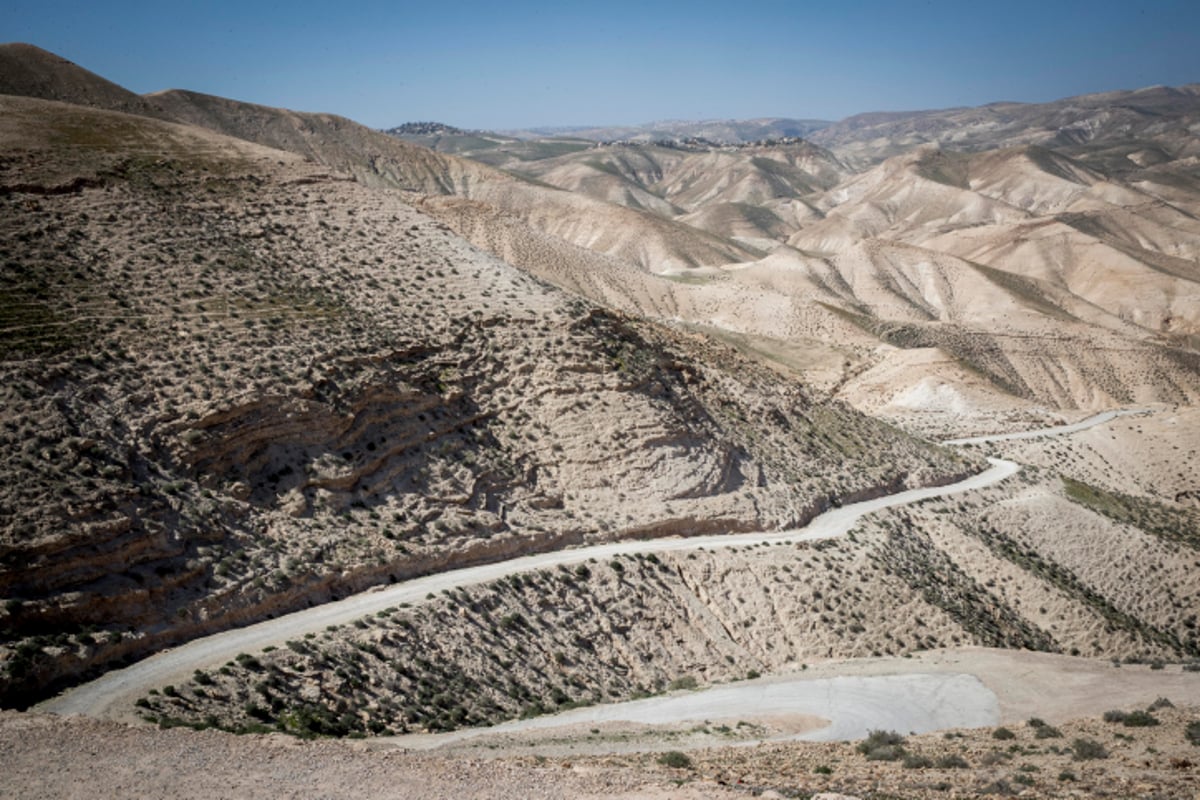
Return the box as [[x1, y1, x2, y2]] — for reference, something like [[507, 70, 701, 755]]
[[496, 117, 833, 144], [810, 84, 1200, 167]]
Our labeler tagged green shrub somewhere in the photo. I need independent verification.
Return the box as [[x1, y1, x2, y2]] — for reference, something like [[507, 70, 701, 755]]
[[813, 765, 833, 775], [1058, 770, 1077, 782], [902, 754, 933, 769], [1071, 737, 1109, 761], [992, 726, 1016, 740], [858, 729, 905, 751], [857, 729, 906, 761], [864, 745, 904, 761], [1034, 724, 1063, 739], [1122, 710, 1159, 727], [658, 751, 692, 769], [1102, 709, 1127, 723], [668, 676, 698, 691], [1185, 721, 1200, 746]]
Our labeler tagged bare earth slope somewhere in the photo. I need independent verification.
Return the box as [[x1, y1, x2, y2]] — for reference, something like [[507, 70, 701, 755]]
[[0, 42, 172, 121], [0, 93, 971, 707], [144, 88, 760, 273]]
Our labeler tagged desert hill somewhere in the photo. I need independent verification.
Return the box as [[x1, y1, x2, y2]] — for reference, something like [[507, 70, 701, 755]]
[[3, 41, 1200, 800], [8, 42, 1192, 421], [810, 84, 1200, 168], [0, 42, 172, 121], [141, 87, 760, 273], [0, 88, 969, 707], [423, 104, 1200, 416], [498, 116, 832, 144]]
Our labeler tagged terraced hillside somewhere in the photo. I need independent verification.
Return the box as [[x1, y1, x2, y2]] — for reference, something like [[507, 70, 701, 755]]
[[0, 93, 973, 707]]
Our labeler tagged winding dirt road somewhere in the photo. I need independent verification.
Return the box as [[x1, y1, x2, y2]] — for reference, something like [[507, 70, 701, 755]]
[[39, 408, 1145, 731]]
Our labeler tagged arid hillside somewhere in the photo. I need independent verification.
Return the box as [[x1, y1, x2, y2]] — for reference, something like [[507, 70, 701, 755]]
[[809, 84, 1200, 168], [3, 41, 1200, 800], [0, 90, 971, 707], [414, 98, 1200, 418], [143, 89, 760, 274], [9, 41, 1185, 419]]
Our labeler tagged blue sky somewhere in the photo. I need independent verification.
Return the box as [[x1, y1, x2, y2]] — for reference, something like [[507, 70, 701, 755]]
[[4, 0, 1199, 130]]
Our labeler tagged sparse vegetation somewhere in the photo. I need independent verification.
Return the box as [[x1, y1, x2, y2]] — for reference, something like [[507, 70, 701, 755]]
[[857, 729, 906, 761], [657, 751, 692, 769], [1071, 737, 1109, 761]]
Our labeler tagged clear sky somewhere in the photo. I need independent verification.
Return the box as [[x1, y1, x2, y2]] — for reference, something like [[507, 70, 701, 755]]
[[4, 0, 1199, 130]]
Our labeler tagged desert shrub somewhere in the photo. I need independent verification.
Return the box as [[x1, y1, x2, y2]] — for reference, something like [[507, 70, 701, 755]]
[[1102, 709, 1128, 723], [657, 751, 692, 769], [813, 765, 833, 775], [1071, 737, 1109, 760], [1149, 697, 1174, 710], [1027, 717, 1047, 728], [1122, 710, 1159, 727], [1058, 770, 1077, 782], [936, 754, 970, 769], [857, 729, 906, 761], [1034, 724, 1063, 739], [858, 729, 905, 751], [234, 652, 263, 671], [979, 779, 1012, 795], [864, 745, 904, 761], [992, 726, 1016, 740], [980, 750, 1012, 766], [902, 754, 933, 769], [1185, 721, 1200, 746], [668, 676, 698, 691]]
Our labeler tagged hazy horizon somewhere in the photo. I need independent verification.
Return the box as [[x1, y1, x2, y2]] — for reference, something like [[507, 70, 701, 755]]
[[4, 0, 1199, 131]]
